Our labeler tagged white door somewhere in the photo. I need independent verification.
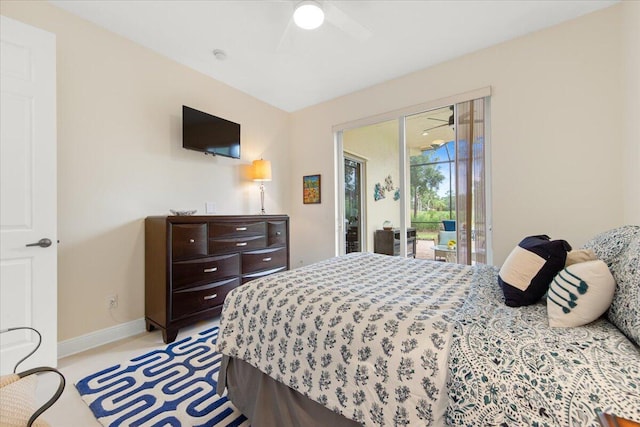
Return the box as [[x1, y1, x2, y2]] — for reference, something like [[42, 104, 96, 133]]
[[0, 15, 57, 373]]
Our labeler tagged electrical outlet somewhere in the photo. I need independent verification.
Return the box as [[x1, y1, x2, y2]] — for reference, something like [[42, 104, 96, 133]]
[[108, 294, 118, 309], [205, 202, 216, 214]]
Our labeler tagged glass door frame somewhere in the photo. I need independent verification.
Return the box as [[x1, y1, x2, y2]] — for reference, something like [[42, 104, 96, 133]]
[[334, 87, 492, 263]]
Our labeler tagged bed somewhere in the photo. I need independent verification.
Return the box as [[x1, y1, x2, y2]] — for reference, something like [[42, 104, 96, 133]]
[[215, 226, 640, 427]]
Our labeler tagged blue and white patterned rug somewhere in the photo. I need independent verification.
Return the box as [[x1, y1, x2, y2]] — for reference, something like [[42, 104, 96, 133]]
[[76, 326, 249, 427]]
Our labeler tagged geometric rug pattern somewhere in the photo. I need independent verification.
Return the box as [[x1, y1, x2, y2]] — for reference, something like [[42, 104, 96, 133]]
[[75, 327, 249, 427]]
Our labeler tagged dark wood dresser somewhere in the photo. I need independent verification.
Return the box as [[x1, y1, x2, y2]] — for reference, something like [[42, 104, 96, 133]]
[[145, 214, 289, 343], [374, 228, 417, 257]]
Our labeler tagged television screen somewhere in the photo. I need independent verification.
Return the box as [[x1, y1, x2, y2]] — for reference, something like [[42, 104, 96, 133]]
[[182, 105, 240, 159]]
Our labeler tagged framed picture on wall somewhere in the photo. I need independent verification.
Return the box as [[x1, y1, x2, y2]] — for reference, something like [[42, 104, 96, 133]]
[[303, 174, 321, 204]]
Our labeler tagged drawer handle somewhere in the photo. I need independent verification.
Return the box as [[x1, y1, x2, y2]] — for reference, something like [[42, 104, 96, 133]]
[[189, 239, 195, 243], [236, 227, 247, 231], [262, 257, 272, 262], [203, 293, 218, 301], [236, 242, 248, 247], [276, 231, 282, 236], [204, 267, 218, 273]]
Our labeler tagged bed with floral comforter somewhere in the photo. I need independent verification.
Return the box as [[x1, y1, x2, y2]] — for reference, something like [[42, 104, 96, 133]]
[[216, 227, 640, 427], [216, 252, 477, 426]]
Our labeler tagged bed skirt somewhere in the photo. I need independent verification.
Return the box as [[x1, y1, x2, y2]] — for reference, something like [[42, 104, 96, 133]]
[[218, 355, 361, 427]]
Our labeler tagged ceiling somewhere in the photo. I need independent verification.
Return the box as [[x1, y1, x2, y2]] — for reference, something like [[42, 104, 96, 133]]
[[49, 0, 618, 113]]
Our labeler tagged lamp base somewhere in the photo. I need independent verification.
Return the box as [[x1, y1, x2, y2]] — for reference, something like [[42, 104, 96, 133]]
[[259, 183, 266, 215]]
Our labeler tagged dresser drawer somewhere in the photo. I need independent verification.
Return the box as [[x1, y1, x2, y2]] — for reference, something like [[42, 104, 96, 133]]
[[242, 247, 287, 274], [171, 277, 240, 320], [210, 221, 265, 238], [242, 266, 287, 284], [267, 221, 287, 247], [172, 253, 240, 290], [209, 235, 266, 254], [171, 223, 208, 260]]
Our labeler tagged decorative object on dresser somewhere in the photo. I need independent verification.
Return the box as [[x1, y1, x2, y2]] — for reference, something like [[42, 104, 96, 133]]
[[373, 227, 416, 257], [252, 159, 272, 215], [145, 214, 289, 343]]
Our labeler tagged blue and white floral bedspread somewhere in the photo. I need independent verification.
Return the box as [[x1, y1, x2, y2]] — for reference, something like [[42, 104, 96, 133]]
[[447, 266, 640, 426], [216, 252, 474, 426]]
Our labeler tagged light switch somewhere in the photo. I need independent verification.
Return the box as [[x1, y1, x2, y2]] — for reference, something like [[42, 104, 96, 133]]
[[205, 202, 216, 214]]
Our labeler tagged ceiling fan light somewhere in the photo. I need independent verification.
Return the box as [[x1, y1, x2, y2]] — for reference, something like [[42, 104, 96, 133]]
[[294, 1, 325, 30]]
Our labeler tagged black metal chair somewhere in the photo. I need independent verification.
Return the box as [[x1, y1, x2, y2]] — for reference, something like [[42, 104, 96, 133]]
[[0, 327, 66, 426]]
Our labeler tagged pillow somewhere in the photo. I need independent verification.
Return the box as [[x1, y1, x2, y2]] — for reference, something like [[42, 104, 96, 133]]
[[547, 260, 615, 327], [498, 235, 572, 307], [581, 225, 640, 265], [565, 249, 596, 267], [606, 233, 640, 345], [0, 374, 50, 427]]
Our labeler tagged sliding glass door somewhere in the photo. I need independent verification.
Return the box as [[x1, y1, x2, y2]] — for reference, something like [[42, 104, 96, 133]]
[[342, 119, 401, 254], [337, 93, 490, 264]]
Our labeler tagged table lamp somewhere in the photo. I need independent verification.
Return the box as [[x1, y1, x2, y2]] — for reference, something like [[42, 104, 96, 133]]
[[252, 159, 272, 214]]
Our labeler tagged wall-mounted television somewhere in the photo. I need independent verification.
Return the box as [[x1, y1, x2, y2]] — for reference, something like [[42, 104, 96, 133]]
[[182, 105, 240, 159]]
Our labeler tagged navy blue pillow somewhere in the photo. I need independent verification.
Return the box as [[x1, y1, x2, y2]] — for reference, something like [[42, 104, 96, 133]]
[[498, 235, 572, 307]]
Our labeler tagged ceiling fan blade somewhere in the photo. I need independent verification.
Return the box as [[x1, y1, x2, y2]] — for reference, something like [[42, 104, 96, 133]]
[[424, 123, 448, 132], [276, 17, 296, 53], [324, 2, 373, 42]]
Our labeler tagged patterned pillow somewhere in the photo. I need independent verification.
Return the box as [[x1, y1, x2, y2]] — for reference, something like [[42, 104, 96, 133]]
[[498, 235, 572, 307], [581, 225, 640, 345], [547, 260, 615, 327], [606, 234, 640, 345], [581, 225, 640, 265]]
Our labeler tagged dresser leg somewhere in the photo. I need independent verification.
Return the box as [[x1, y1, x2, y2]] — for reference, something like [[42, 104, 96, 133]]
[[145, 319, 155, 332], [163, 328, 178, 344]]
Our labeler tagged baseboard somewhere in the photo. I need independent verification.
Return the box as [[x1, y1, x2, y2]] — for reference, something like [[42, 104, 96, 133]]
[[58, 318, 146, 359]]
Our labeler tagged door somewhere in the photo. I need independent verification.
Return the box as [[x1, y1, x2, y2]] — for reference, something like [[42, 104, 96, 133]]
[[344, 156, 364, 253], [1, 16, 57, 372]]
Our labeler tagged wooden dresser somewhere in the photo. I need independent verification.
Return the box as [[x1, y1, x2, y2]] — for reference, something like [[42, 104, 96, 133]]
[[145, 214, 289, 343], [374, 228, 417, 258]]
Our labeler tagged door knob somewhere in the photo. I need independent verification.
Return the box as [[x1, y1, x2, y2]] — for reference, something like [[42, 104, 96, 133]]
[[26, 238, 52, 248]]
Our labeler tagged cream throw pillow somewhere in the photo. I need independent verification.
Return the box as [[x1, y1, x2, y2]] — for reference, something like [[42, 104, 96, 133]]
[[565, 249, 597, 266], [0, 374, 50, 427], [547, 260, 615, 328]]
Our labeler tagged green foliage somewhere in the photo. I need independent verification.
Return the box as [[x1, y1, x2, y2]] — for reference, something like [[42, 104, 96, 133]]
[[409, 153, 445, 216], [410, 210, 455, 232]]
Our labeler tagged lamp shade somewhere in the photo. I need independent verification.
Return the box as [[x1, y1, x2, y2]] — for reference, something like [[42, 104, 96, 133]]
[[252, 159, 272, 182]]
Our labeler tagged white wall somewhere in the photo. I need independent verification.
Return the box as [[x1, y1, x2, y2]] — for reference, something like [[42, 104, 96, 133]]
[[0, 1, 291, 341], [621, 2, 640, 224], [289, 2, 639, 267]]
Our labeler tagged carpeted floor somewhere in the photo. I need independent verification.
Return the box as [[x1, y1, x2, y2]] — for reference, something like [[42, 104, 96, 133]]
[[75, 326, 248, 427]]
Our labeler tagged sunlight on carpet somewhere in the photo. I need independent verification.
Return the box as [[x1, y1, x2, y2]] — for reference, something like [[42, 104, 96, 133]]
[[75, 326, 249, 427]]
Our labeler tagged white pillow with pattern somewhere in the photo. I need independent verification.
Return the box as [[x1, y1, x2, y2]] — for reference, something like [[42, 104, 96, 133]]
[[547, 260, 615, 328]]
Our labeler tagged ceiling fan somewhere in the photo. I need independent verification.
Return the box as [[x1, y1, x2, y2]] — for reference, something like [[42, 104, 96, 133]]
[[423, 106, 455, 133], [277, 1, 373, 52]]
